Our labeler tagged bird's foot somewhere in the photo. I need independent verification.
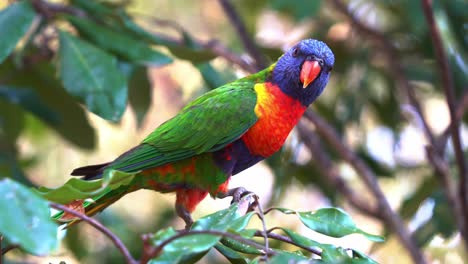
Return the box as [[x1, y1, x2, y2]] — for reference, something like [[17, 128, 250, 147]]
[[175, 204, 194, 231], [217, 187, 252, 203], [217, 187, 258, 212]]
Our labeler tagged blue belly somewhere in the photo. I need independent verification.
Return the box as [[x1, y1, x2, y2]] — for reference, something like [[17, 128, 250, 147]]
[[212, 139, 264, 176]]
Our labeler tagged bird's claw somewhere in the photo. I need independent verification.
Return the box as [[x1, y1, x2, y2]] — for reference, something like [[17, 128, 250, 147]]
[[218, 187, 258, 212]]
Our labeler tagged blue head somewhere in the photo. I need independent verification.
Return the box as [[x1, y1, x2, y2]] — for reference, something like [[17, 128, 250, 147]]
[[271, 39, 335, 106]]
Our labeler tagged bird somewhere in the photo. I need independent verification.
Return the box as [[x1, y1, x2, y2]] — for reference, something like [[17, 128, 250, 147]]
[[68, 39, 335, 228]]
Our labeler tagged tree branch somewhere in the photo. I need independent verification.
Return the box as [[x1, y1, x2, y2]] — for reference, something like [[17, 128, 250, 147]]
[[49, 203, 137, 264], [303, 111, 427, 264], [420, 0, 468, 246], [330, 0, 435, 146], [297, 122, 382, 219], [437, 90, 468, 149], [217, 0, 269, 70]]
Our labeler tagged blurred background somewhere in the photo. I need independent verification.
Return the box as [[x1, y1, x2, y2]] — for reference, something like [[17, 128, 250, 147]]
[[1, 0, 467, 263]]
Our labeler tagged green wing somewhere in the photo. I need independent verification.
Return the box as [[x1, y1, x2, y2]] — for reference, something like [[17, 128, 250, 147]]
[[107, 70, 269, 173]]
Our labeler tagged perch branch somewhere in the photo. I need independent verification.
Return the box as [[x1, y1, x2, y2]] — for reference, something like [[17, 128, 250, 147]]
[[49, 203, 137, 264], [303, 111, 427, 264], [421, 0, 468, 245]]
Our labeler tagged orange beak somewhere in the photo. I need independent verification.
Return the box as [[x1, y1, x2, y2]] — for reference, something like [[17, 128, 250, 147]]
[[300, 60, 321, 88]]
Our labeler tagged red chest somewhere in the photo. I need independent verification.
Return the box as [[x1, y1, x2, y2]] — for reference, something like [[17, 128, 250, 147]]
[[241, 83, 306, 157]]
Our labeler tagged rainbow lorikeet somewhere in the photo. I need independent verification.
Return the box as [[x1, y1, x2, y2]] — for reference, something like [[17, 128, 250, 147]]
[[69, 39, 335, 227]]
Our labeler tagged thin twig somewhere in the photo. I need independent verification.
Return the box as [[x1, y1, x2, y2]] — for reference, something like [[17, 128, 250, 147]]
[[253, 230, 322, 256], [253, 196, 270, 259], [217, 0, 269, 70], [49, 203, 137, 264], [437, 90, 468, 149], [421, 0, 468, 247], [303, 111, 427, 264], [140, 230, 275, 263], [297, 122, 382, 219]]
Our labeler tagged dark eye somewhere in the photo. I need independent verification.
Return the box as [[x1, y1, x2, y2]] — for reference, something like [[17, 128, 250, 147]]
[[317, 58, 324, 66], [292, 46, 300, 57]]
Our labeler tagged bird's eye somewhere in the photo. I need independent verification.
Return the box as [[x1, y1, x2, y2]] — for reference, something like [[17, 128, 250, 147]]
[[317, 58, 324, 66], [292, 47, 300, 57]]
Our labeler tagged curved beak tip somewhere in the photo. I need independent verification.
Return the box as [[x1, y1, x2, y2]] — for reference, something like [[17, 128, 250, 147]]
[[300, 60, 321, 88]]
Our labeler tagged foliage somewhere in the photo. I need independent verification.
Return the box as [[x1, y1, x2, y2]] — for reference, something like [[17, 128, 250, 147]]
[[0, 0, 467, 263]]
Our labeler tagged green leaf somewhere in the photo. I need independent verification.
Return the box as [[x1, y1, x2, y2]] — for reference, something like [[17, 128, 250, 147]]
[[220, 237, 262, 255], [36, 169, 136, 204], [413, 191, 457, 247], [192, 202, 245, 231], [0, 59, 96, 149], [298, 208, 384, 242], [58, 31, 127, 122], [267, 251, 310, 263], [128, 66, 152, 127], [265, 207, 296, 215], [0, 178, 57, 255], [228, 212, 255, 233], [0, 1, 35, 63], [149, 227, 214, 263], [279, 228, 378, 263], [0, 86, 59, 125], [106, 11, 217, 63], [215, 244, 250, 264], [400, 176, 438, 219], [67, 16, 172, 66]]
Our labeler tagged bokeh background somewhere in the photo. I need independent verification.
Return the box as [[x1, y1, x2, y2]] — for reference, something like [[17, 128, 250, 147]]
[[1, 0, 467, 263]]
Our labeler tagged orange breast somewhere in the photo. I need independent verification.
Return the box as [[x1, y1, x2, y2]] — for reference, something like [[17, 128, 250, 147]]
[[241, 82, 306, 157]]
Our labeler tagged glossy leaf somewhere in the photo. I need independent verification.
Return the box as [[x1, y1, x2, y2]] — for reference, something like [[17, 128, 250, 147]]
[[36, 169, 136, 204], [267, 251, 310, 263], [0, 1, 35, 63], [149, 227, 213, 263], [280, 228, 377, 263], [0, 178, 57, 255], [228, 212, 255, 233], [192, 202, 244, 231], [220, 237, 262, 255], [67, 16, 172, 66], [215, 244, 250, 264], [58, 31, 127, 122], [0, 86, 59, 125], [150, 202, 253, 263], [298, 208, 384, 242]]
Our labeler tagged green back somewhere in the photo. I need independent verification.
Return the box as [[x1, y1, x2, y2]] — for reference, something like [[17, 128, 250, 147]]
[[108, 68, 271, 172]]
